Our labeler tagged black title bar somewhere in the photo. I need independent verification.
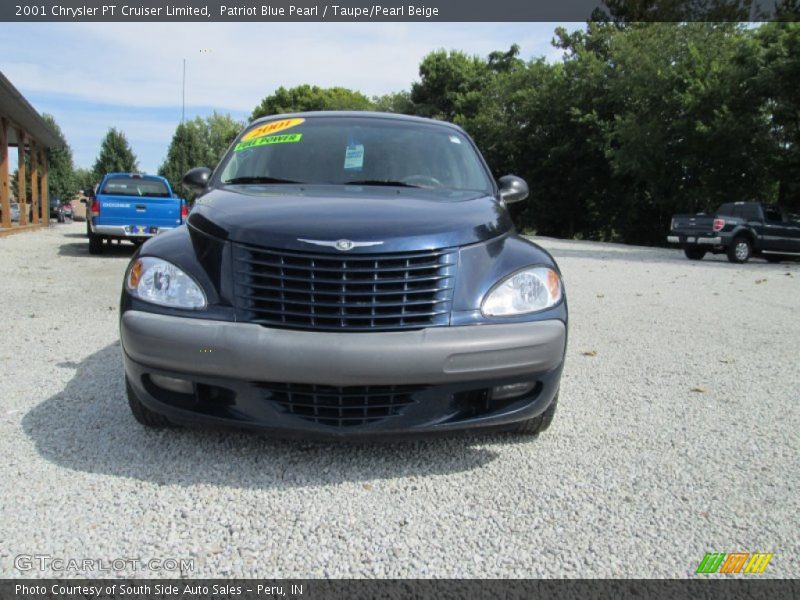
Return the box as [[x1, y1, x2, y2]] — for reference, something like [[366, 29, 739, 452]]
[[1, 0, 796, 22]]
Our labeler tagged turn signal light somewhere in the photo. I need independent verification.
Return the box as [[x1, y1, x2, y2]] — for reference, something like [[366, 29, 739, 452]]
[[91, 200, 100, 217], [713, 218, 725, 232]]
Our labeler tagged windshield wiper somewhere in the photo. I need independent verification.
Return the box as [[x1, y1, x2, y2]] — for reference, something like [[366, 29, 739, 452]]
[[343, 179, 421, 188], [223, 176, 303, 185]]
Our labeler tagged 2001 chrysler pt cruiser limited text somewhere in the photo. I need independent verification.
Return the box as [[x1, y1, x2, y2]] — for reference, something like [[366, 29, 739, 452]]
[[119, 112, 568, 438]]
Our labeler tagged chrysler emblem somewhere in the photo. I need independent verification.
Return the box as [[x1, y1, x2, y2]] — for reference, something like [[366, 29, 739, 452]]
[[336, 239, 354, 251], [298, 238, 384, 251]]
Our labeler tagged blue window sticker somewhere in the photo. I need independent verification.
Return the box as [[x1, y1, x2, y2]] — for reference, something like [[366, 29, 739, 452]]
[[344, 143, 365, 171]]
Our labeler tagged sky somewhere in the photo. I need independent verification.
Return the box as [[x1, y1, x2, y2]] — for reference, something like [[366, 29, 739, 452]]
[[1, 22, 578, 174]]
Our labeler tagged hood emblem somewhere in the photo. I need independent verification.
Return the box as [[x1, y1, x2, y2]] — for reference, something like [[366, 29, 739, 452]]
[[298, 238, 384, 252]]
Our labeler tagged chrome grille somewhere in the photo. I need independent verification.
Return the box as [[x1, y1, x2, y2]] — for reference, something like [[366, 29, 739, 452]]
[[257, 382, 423, 427], [233, 244, 457, 331]]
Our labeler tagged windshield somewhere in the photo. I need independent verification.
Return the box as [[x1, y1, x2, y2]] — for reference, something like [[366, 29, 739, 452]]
[[217, 116, 494, 193], [101, 177, 170, 197]]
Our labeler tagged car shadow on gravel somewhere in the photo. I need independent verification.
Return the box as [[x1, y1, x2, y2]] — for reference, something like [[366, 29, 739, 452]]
[[22, 344, 503, 489], [58, 241, 137, 258]]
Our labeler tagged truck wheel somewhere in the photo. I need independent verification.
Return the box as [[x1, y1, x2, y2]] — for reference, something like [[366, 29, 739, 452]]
[[507, 393, 558, 435], [127, 377, 172, 428], [88, 233, 104, 255], [727, 237, 752, 264], [684, 247, 706, 260]]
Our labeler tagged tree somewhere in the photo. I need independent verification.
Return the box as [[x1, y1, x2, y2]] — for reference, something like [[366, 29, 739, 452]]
[[251, 85, 373, 120], [92, 128, 138, 180], [410, 49, 492, 122], [158, 113, 244, 197], [372, 91, 415, 114], [73, 168, 97, 194], [41, 114, 75, 200], [756, 22, 800, 210]]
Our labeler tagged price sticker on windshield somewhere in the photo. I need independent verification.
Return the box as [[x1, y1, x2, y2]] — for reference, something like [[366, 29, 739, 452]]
[[344, 144, 365, 170], [241, 118, 305, 142]]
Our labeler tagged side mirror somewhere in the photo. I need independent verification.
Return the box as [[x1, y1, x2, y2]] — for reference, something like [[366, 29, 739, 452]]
[[183, 167, 212, 191], [498, 175, 529, 204]]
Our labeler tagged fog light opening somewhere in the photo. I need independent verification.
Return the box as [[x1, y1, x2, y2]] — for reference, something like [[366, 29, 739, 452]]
[[491, 382, 536, 401], [149, 374, 194, 394]]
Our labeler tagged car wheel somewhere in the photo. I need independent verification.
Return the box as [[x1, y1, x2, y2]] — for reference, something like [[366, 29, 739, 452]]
[[727, 237, 752, 264], [765, 255, 782, 263], [88, 233, 104, 255], [506, 392, 559, 435], [126, 376, 173, 428], [684, 247, 706, 261]]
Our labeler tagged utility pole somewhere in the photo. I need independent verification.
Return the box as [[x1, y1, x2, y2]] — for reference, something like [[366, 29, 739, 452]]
[[181, 58, 186, 124]]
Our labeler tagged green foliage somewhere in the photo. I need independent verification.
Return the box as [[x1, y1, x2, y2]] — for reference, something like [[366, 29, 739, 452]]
[[756, 22, 800, 210], [72, 168, 96, 194], [41, 114, 75, 201], [397, 24, 796, 245], [158, 112, 244, 199], [250, 85, 373, 120], [372, 91, 414, 114], [92, 128, 138, 181]]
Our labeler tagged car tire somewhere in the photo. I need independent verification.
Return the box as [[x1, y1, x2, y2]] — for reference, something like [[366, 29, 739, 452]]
[[126, 376, 173, 428], [727, 237, 752, 264], [88, 233, 104, 255], [684, 247, 706, 260], [765, 255, 782, 263], [506, 392, 559, 435]]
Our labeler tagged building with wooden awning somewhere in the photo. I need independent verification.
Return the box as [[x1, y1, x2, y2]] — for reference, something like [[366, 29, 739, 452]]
[[0, 71, 63, 236]]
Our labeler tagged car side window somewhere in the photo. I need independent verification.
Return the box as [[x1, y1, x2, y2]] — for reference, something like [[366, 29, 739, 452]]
[[763, 207, 783, 224]]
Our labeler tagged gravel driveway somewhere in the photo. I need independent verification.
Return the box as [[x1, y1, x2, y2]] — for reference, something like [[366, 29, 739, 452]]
[[1, 222, 797, 578]]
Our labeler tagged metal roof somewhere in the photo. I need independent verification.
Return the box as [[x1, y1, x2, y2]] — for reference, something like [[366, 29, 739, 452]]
[[250, 110, 464, 132], [0, 71, 63, 148]]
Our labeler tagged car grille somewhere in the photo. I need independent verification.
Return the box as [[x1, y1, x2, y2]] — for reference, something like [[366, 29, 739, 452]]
[[256, 382, 424, 427], [233, 243, 457, 331]]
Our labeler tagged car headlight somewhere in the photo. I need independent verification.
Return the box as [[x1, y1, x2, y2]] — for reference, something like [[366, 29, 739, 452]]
[[481, 267, 562, 317], [125, 257, 206, 309]]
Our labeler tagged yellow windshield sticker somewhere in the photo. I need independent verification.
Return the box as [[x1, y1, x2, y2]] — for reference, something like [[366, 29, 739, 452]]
[[234, 133, 303, 152], [241, 118, 305, 141]]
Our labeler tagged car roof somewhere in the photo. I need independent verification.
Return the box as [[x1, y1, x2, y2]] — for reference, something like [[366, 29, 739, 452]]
[[104, 172, 166, 180], [249, 111, 465, 132]]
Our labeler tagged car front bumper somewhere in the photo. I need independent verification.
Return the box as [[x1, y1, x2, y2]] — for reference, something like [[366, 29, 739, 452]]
[[120, 311, 566, 437]]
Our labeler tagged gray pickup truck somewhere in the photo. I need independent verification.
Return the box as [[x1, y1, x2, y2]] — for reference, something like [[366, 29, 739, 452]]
[[668, 201, 800, 263]]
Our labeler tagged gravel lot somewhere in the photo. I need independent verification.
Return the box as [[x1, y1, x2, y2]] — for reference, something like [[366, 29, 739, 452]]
[[1, 221, 798, 578]]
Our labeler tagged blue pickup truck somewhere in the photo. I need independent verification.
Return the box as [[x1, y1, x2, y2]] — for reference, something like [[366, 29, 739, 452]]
[[87, 173, 187, 254]]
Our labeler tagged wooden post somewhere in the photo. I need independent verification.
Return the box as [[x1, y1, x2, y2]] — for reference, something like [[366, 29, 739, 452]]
[[0, 118, 10, 229], [30, 139, 38, 225], [17, 130, 27, 226], [40, 148, 48, 225]]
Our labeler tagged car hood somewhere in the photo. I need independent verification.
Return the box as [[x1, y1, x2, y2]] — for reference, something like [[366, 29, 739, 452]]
[[187, 184, 512, 253]]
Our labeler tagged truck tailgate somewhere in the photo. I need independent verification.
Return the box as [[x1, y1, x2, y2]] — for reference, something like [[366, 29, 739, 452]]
[[671, 215, 714, 232], [97, 194, 182, 228]]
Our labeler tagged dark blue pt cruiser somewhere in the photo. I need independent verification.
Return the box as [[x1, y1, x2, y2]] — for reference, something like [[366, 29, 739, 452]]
[[119, 112, 567, 438]]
